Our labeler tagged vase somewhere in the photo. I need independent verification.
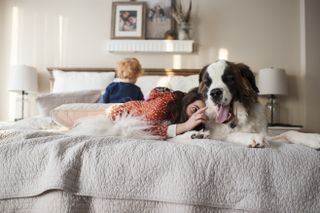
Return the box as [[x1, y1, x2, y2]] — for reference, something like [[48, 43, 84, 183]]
[[177, 22, 191, 40]]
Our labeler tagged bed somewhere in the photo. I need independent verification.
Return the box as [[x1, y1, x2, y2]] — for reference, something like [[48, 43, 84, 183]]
[[0, 67, 319, 213]]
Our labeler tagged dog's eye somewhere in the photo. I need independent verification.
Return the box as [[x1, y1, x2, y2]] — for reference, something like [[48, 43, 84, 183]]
[[205, 78, 212, 87], [223, 75, 235, 83]]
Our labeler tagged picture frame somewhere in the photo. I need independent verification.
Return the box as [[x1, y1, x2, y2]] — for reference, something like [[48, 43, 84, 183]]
[[111, 2, 146, 39], [142, 0, 175, 39]]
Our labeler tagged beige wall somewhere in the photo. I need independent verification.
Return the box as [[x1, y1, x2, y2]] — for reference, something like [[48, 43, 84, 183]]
[[304, 0, 320, 132], [0, 0, 9, 120], [0, 0, 316, 130]]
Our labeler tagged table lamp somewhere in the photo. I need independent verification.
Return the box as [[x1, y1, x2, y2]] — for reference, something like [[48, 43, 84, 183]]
[[258, 67, 288, 125], [8, 65, 38, 121]]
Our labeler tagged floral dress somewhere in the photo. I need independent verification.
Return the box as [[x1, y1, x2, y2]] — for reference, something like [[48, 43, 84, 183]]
[[108, 87, 176, 138]]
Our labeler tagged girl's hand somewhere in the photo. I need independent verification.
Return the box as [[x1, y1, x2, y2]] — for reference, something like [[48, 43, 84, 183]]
[[184, 107, 208, 131]]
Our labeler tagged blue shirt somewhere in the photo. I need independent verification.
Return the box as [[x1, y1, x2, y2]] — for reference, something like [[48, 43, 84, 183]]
[[100, 82, 144, 103]]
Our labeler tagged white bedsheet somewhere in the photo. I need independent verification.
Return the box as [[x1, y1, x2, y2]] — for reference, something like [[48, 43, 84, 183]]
[[0, 116, 64, 131]]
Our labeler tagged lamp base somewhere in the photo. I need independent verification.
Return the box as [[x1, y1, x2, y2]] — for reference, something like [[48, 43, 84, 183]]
[[266, 95, 280, 125], [14, 90, 28, 122]]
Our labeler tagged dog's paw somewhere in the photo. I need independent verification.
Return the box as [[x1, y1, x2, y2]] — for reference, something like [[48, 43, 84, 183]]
[[191, 130, 210, 139], [247, 134, 267, 148]]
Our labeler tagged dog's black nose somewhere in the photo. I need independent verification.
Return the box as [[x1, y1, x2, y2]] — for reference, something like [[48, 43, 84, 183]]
[[210, 88, 222, 102]]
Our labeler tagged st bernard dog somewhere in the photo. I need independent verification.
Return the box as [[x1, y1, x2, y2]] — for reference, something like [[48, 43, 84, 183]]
[[198, 60, 320, 149]]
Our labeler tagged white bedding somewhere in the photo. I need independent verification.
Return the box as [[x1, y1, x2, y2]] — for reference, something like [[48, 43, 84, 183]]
[[1, 122, 320, 212], [0, 191, 236, 213], [0, 116, 61, 131]]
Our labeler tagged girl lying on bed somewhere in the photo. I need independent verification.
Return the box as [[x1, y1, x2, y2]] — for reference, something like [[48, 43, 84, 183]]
[[107, 87, 208, 139], [69, 87, 208, 139]]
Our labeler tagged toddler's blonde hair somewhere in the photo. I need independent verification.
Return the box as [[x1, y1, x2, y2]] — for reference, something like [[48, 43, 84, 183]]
[[116, 58, 143, 80]]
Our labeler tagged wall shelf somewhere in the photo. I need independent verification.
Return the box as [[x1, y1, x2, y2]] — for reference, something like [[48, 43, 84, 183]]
[[107, 40, 194, 53]]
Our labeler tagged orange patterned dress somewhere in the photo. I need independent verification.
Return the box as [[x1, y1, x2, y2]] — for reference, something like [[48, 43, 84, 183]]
[[108, 87, 176, 138]]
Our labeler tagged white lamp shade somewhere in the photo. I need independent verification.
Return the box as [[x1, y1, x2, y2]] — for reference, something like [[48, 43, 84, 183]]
[[258, 67, 288, 96], [8, 65, 38, 93]]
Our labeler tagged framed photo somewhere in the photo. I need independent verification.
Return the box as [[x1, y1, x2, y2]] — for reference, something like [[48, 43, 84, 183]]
[[111, 2, 146, 39], [143, 0, 175, 39]]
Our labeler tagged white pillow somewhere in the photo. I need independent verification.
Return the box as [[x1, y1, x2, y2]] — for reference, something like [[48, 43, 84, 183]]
[[51, 103, 114, 128], [169, 74, 199, 92], [136, 76, 172, 96], [52, 70, 115, 93], [36, 90, 102, 116], [136, 74, 199, 96]]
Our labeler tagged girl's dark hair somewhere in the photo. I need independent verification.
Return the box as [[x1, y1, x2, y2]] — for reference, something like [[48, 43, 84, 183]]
[[166, 87, 205, 131], [166, 90, 186, 124]]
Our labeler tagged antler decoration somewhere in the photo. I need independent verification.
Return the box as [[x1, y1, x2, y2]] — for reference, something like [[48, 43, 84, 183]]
[[172, 0, 192, 24]]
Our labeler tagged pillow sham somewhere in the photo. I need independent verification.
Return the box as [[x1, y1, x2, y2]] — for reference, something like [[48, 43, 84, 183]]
[[136, 74, 199, 96], [136, 76, 172, 97], [36, 90, 102, 116], [51, 103, 114, 128], [52, 70, 115, 93], [169, 74, 199, 92]]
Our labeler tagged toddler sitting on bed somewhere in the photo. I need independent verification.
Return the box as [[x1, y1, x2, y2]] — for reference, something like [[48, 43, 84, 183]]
[[100, 57, 144, 103]]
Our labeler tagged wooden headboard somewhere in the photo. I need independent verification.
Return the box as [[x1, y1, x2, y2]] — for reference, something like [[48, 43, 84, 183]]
[[47, 67, 201, 82]]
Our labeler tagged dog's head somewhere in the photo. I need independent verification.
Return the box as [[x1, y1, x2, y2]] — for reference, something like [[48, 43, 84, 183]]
[[199, 60, 259, 124]]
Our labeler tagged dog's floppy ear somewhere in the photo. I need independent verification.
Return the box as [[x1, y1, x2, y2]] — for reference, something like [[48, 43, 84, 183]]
[[238, 63, 259, 93], [199, 64, 209, 83], [198, 64, 209, 96]]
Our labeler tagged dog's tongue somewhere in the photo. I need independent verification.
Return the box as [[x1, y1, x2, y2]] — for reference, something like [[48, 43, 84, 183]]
[[216, 105, 231, 124]]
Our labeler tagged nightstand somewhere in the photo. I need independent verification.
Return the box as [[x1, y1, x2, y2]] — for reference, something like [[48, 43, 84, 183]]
[[268, 124, 303, 136]]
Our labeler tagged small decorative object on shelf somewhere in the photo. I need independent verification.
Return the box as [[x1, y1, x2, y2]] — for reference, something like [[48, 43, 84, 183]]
[[164, 30, 177, 40], [171, 0, 192, 40]]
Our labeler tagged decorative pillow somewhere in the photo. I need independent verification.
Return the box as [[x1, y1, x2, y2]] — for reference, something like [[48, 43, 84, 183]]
[[52, 70, 115, 93], [51, 103, 114, 128], [36, 90, 102, 116], [169, 74, 199, 92], [136, 74, 199, 96], [136, 76, 172, 96]]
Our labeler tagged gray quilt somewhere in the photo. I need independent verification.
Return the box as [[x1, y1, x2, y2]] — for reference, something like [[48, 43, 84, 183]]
[[0, 128, 320, 212]]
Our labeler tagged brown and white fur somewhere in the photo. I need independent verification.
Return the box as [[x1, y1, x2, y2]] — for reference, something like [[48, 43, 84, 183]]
[[197, 60, 320, 149]]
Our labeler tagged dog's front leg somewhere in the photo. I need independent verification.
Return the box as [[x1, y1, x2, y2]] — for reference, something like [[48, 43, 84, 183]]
[[268, 131, 320, 149], [223, 132, 267, 148]]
